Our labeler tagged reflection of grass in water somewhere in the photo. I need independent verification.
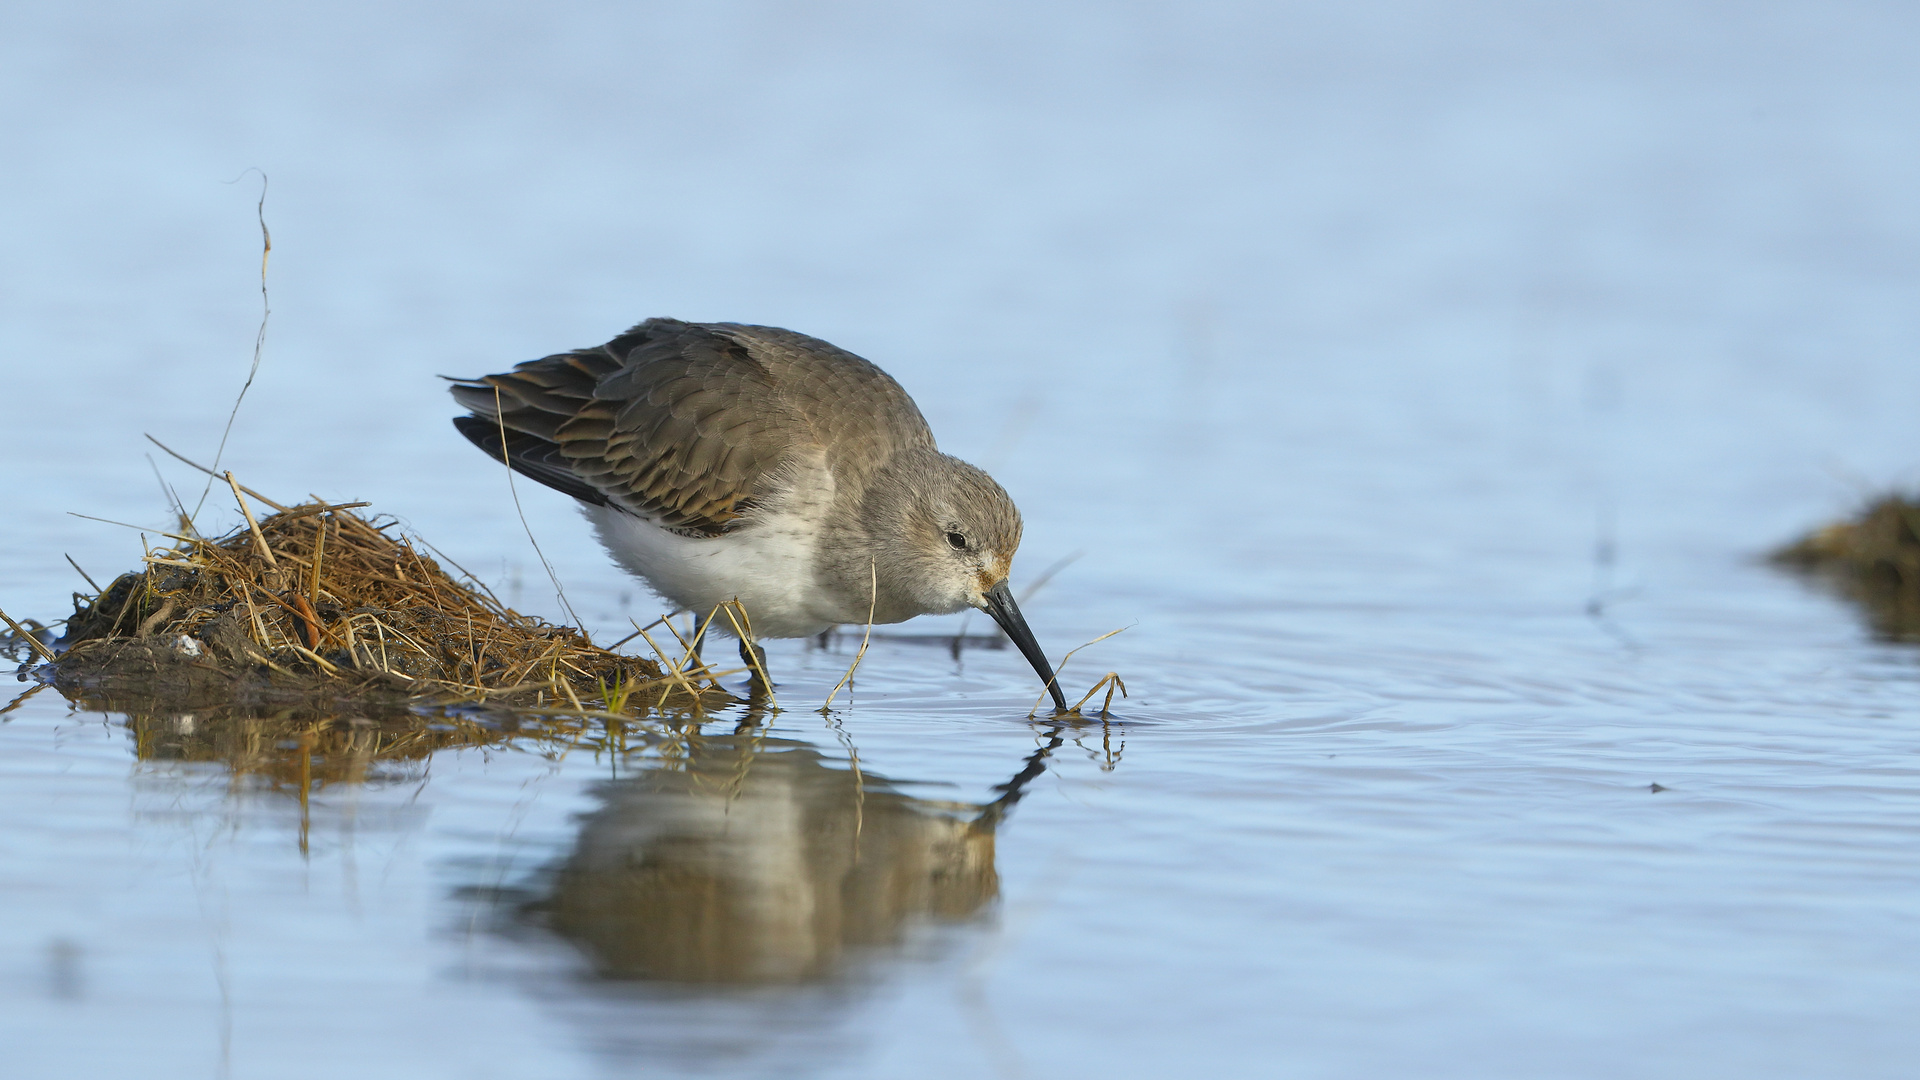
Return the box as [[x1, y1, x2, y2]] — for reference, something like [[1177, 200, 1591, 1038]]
[[126, 708, 622, 787], [1773, 496, 1920, 640], [115, 699, 752, 853]]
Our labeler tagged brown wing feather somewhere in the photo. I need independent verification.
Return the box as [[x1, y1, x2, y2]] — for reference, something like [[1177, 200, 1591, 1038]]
[[450, 318, 936, 535]]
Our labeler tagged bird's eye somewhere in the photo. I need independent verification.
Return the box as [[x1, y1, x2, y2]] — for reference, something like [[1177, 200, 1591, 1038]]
[[946, 531, 967, 550]]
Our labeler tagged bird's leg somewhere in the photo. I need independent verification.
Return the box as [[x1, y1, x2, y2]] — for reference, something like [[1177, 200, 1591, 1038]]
[[739, 636, 773, 695], [685, 610, 708, 660]]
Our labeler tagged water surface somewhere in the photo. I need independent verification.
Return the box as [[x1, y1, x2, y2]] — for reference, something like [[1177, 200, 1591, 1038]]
[[5, 3, 1920, 1077]]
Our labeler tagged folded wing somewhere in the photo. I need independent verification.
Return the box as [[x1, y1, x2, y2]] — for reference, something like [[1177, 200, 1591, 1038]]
[[450, 318, 935, 536]]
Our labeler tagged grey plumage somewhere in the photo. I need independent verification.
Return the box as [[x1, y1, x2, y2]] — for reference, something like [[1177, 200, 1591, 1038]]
[[451, 317, 1069, 711], [451, 319, 935, 536]]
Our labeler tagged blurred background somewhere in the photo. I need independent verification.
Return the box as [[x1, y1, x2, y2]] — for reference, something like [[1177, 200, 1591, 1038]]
[[4, 3, 1920, 1078]]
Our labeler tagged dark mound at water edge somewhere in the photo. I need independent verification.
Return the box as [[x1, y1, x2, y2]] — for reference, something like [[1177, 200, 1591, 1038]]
[[3, 491, 725, 719], [1772, 495, 1920, 640]]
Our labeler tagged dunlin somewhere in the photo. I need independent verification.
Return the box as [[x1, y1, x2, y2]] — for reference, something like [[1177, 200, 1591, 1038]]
[[450, 318, 1068, 711]]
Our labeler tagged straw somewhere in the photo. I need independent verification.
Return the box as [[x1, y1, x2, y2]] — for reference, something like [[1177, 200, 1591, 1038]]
[[0, 606, 57, 663], [821, 559, 877, 713]]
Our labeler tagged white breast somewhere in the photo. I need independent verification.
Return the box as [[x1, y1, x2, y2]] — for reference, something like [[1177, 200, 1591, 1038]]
[[581, 460, 853, 638]]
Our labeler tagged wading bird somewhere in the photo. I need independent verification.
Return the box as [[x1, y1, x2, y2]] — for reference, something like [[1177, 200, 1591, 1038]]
[[451, 318, 1067, 711]]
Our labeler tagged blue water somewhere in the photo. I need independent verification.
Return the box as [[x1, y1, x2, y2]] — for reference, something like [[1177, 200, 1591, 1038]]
[[5, 2, 1920, 1077]]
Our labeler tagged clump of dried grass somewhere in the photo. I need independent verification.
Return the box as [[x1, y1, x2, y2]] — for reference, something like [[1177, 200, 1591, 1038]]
[[1028, 626, 1130, 719], [47, 476, 722, 715], [1772, 495, 1920, 640], [113, 695, 720, 854]]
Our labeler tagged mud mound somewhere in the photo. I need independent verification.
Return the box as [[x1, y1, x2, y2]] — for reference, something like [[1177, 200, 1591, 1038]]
[[36, 491, 681, 714]]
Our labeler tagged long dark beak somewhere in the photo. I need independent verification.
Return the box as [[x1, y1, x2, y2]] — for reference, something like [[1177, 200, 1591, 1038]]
[[980, 580, 1068, 713]]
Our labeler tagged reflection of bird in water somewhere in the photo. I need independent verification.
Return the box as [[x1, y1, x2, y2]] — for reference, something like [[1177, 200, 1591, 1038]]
[[449, 318, 1068, 710], [534, 730, 1062, 985]]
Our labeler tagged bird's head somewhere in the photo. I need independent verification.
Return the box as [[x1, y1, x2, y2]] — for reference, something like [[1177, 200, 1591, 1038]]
[[864, 450, 1066, 712]]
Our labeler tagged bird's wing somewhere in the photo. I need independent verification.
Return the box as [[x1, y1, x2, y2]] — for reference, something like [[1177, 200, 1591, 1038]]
[[450, 319, 935, 534]]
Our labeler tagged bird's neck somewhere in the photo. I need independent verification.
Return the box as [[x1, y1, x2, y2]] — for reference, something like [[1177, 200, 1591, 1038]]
[[814, 449, 954, 623]]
